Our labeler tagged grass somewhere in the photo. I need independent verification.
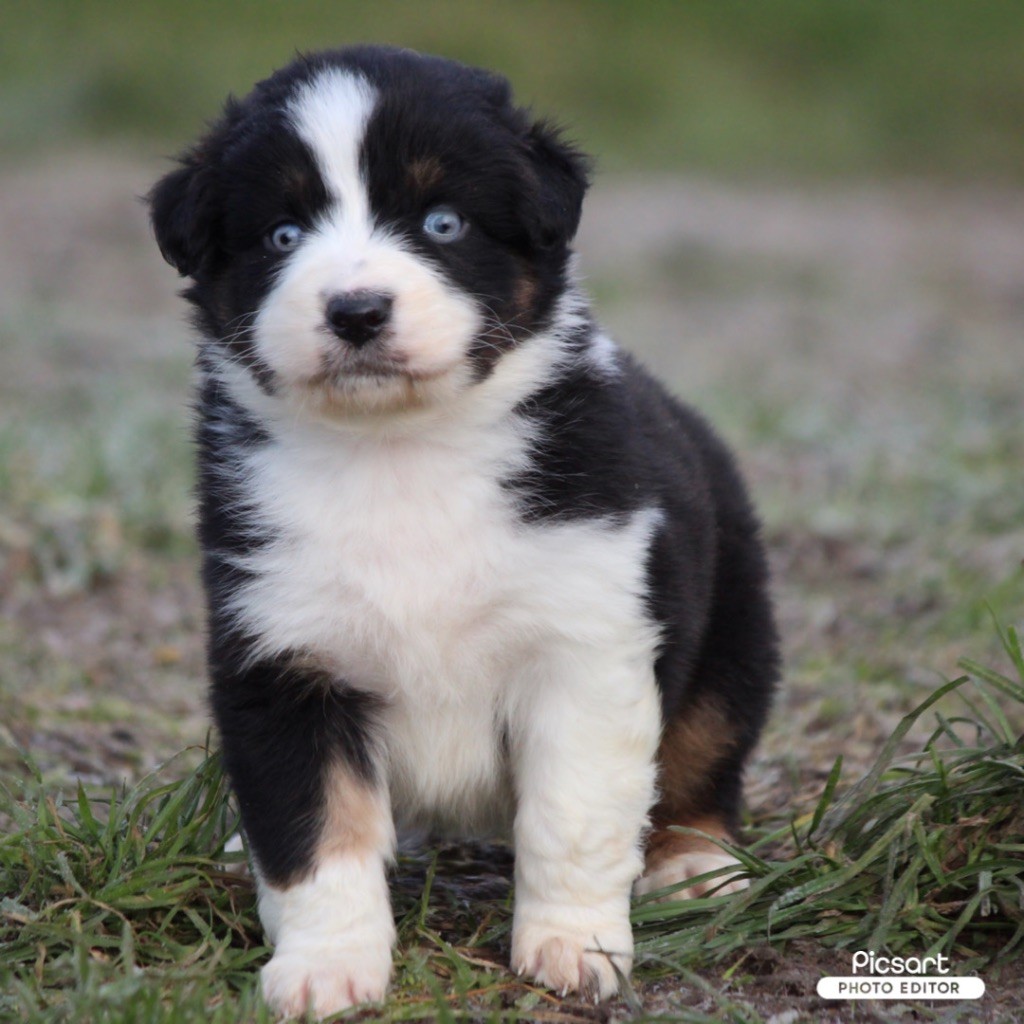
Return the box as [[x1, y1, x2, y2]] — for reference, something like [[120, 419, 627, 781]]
[[0, 755, 269, 1023], [2, 625, 1021, 1023], [637, 626, 1024, 971], [3, 1, 1024, 180]]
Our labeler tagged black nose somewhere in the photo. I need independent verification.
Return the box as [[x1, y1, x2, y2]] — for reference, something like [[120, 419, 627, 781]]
[[325, 291, 394, 347]]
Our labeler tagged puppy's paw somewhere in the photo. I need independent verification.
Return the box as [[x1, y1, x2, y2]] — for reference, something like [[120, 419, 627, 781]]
[[511, 912, 632, 1001], [261, 938, 392, 1019], [634, 850, 748, 901]]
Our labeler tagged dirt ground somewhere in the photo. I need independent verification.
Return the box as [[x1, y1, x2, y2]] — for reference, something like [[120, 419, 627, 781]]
[[2, 150, 1022, 1021]]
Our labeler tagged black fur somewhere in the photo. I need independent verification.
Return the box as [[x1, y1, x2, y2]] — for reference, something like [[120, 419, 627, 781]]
[[212, 657, 382, 885]]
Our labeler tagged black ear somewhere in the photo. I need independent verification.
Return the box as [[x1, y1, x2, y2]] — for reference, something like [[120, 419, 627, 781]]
[[148, 149, 218, 277], [521, 119, 592, 251]]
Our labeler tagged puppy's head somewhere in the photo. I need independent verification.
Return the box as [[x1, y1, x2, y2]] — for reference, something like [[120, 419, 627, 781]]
[[149, 46, 590, 417]]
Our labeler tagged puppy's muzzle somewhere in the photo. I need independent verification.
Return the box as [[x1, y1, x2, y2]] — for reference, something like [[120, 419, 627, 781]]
[[325, 290, 394, 348]]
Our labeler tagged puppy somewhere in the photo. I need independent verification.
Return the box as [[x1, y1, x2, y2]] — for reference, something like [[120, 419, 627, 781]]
[[149, 45, 778, 1017]]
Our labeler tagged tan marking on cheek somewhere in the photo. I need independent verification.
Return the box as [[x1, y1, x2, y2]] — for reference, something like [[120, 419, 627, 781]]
[[407, 156, 443, 192], [653, 696, 737, 825], [317, 761, 390, 866], [475, 271, 537, 364], [513, 272, 538, 322]]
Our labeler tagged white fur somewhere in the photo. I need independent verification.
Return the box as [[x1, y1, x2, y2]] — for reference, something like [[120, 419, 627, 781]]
[[289, 70, 377, 225], [258, 854, 396, 1017], [588, 331, 621, 377], [509, 611, 661, 999]]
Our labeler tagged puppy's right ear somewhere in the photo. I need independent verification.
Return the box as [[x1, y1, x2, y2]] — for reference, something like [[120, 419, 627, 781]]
[[519, 119, 592, 253], [148, 149, 218, 277]]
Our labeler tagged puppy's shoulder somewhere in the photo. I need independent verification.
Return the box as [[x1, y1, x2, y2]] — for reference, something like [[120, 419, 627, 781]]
[[507, 336, 718, 525]]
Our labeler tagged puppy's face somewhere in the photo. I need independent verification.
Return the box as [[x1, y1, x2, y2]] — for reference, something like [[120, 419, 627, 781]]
[[150, 48, 590, 417]]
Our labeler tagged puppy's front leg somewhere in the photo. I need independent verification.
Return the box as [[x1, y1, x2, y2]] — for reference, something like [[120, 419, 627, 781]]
[[510, 645, 661, 1000], [212, 660, 395, 1018]]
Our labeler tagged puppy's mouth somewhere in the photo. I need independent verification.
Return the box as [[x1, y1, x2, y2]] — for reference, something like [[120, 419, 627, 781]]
[[308, 346, 449, 391]]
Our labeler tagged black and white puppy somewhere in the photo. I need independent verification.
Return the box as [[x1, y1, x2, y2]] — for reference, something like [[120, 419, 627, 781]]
[[149, 45, 778, 1018]]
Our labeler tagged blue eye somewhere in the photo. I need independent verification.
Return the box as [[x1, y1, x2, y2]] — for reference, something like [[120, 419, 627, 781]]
[[422, 207, 467, 243], [266, 222, 303, 253]]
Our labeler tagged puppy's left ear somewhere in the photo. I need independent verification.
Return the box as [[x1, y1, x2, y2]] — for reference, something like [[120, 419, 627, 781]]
[[148, 148, 219, 278], [522, 120, 592, 251]]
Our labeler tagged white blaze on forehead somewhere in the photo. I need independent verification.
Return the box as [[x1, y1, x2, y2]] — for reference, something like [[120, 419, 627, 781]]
[[287, 68, 378, 228]]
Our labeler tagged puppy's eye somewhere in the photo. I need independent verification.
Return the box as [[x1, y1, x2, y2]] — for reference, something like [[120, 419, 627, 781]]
[[265, 223, 303, 253], [422, 207, 467, 244]]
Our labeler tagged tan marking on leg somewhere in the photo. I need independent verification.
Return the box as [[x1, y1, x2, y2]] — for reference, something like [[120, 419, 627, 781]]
[[653, 695, 737, 825], [639, 697, 748, 900], [257, 760, 396, 1016], [317, 760, 391, 866]]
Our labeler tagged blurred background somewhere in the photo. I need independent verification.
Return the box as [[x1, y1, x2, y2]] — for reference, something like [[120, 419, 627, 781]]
[[2, 1, 1022, 788]]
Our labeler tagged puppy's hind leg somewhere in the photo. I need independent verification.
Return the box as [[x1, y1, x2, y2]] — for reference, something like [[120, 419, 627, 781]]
[[634, 689, 749, 900], [639, 514, 778, 902]]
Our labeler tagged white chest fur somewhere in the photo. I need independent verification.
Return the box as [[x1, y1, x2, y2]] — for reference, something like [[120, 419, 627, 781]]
[[223, 412, 659, 834]]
